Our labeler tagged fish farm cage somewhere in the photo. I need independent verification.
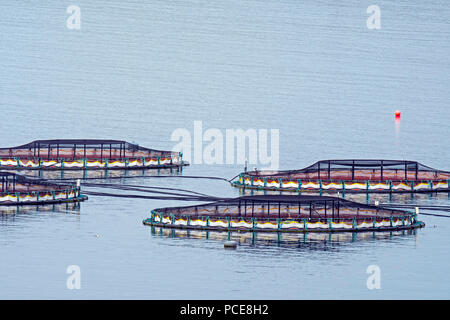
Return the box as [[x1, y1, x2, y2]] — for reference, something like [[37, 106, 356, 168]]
[[143, 195, 424, 233], [0, 172, 86, 205], [233, 160, 450, 193], [0, 139, 187, 170]]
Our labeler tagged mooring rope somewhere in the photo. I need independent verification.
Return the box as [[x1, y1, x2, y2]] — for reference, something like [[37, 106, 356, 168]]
[[379, 203, 450, 218], [415, 212, 450, 218], [17, 173, 231, 200], [11, 172, 450, 217], [80, 182, 212, 197], [27, 174, 231, 182], [82, 190, 225, 202], [379, 203, 450, 212], [227, 173, 240, 182]]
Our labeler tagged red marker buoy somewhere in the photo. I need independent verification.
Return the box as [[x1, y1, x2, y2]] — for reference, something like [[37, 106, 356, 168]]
[[395, 110, 401, 118]]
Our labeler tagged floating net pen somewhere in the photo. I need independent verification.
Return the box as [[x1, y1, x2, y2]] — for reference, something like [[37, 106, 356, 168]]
[[232, 160, 450, 193], [0, 172, 87, 205], [143, 195, 424, 233], [0, 139, 187, 170]]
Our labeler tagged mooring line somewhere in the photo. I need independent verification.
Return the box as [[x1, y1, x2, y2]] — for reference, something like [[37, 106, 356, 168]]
[[379, 203, 450, 212], [81, 182, 212, 197], [82, 191, 224, 202], [379, 203, 450, 218], [416, 212, 450, 218], [27, 175, 230, 182], [12, 173, 450, 216], [228, 173, 240, 182], [16, 173, 229, 199]]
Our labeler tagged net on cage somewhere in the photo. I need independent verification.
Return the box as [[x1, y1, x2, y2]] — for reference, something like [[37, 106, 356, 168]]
[[245, 160, 450, 181], [0, 139, 179, 160]]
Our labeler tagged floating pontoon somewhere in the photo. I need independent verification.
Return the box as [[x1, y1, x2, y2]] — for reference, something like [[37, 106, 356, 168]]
[[143, 195, 424, 233], [0, 139, 187, 170], [233, 160, 450, 193], [0, 172, 86, 205]]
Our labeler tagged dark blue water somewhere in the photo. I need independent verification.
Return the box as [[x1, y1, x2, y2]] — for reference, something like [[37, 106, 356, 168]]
[[0, 0, 449, 299]]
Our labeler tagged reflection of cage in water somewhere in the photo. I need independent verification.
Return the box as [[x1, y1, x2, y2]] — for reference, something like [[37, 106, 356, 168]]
[[151, 226, 419, 248], [0, 139, 187, 170], [233, 160, 450, 193], [0, 172, 87, 205], [0, 200, 82, 215], [143, 195, 424, 233], [8, 167, 184, 181]]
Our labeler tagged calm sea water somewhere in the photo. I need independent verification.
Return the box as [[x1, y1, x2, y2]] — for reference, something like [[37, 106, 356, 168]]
[[0, 0, 449, 299]]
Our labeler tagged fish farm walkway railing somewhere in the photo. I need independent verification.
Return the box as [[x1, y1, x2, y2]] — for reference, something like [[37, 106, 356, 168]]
[[145, 210, 420, 232], [234, 174, 450, 193], [0, 156, 182, 169]]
